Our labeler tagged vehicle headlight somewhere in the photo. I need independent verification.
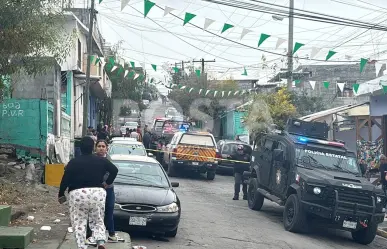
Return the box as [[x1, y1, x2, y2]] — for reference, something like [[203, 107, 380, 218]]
[[377, 196, 382, 203], [156, 203, 179, 213], [313, 187, 321, 195], [114, 203, 122, 210]]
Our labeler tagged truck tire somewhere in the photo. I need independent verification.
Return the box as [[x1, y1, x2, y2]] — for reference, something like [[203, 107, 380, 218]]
[[168, 161, 177, 177], [283, 194, 307, 233], [351, 222, 378, 245], [206, 171, 215, 180], [247, 178, 264, 211]]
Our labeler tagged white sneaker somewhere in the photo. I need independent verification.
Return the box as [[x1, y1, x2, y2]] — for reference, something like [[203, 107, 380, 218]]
[[86, 237, 97, 246]]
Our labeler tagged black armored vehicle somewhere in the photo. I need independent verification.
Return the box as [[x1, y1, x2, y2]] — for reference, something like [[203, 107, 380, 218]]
[[244, 118, 386, 245]]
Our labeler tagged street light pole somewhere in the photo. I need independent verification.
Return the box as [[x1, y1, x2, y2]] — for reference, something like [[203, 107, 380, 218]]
[[82, 0, 95, 136], [287, 0, 294, 90]]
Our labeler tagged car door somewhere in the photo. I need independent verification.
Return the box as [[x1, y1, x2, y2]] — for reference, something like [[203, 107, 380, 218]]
[[258, 137, 276, 187], [271, 141, 289, 198]]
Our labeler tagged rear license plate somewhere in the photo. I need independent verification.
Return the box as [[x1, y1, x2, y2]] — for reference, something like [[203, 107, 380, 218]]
[[129, 217, 147, 226], [192, 162, 199, 165], [343, 220, 357, 229]]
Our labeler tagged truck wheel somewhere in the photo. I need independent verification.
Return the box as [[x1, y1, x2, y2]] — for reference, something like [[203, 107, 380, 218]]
[[206, 171, 215, 180], [351, 223, 378, 245], [247, 178, 264, 211], [283, 194, 307, 233], [168, 161, 177, 177]]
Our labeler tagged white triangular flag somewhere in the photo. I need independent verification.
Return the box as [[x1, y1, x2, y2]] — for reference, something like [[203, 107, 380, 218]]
[[214, 91, 218, 97], [199, 89, 203, 95], [203, 18, 215, 30], [189, 88, 194, 93], [180, 85, 187, 90], [375, 62, 383, 76], [275, 38, 286, 49], [205, 89, 210, 96], [121, 0, 130, 11], [134, 73, 139, 80], [228, 91, 232, 96], [111, 66, 118, 72], [240, 28, 252, 40], [337, 82, 345, 92], [310, 47, 322, 59], [309, 81, 316, 90], [221, 91, 225, 97], [240, 90, 245, 95], [140, 63, 145, 69], [124, 70, 129, 77], [101, 58, 106, 67], [233, 91, 239, 96], [164, 6, 175, 16]]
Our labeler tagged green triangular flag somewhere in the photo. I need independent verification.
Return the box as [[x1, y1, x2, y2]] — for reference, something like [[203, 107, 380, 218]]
[[108, 57, 114, 66], [173, 67, 179, 73], [94, 57, 101, 65], [294, 79, 301, 85], [130, 61, 135, 68], [128, 71, 135, 78], [293, 42, 304, 54], [137, 74, 144, 81], [241, 67, 247, 76], [221, 23, 234, 33], [99, 0, 102, 3], [144, 0, 155, 18], [258, 33, 270, 47], [195, 69, 201, 77], [151, 64, 157, 71], [353, 83, 360, 94], [383, 85, 387, 94], [323, 81, 330, 89], [360, 58, 368, 73], [183, 12, 196, 26], [90, 55, 95, 63], [325, 50, 337, 61], [117, 67, 124, 76]]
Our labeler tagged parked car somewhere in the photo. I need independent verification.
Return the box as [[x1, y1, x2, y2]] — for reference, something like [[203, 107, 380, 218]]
[[120, 121, 139, 135], [216, 140, 252, 173], [109, 140, 153, 157], [111, 155, 181, 237], [111, 137, 137, 143]]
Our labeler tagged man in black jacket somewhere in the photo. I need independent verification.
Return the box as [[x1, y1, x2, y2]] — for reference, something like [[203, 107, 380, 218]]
[[142, 128, 151, 150], [231, 144, 250, 200]]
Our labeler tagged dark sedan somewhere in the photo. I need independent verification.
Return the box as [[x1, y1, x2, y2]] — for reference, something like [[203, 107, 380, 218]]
[[111, 155, 181, 237], [216, 140, 252, 173]]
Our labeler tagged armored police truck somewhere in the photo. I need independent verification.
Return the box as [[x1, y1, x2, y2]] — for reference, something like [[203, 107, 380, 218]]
[[244, 118, 385, 245]]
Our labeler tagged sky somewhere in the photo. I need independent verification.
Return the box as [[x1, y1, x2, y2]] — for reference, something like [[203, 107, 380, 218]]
[[74, 0, 387, 87]]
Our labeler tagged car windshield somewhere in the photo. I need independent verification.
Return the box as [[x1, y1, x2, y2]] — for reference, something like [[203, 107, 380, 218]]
[[109, 144, 146, 156], [295, 148, 360, 174], [154, 121, 164, 131], [125, 122, 137, 127], [113, 161, 169, 188], [180, 134, 215, 147]]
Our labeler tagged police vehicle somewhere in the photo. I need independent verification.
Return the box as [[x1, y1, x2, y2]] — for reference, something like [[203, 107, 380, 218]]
[[244, 118, 386, 245]]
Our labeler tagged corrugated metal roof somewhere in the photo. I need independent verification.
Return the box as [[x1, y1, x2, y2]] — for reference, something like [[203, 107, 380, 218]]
[[299, 102, 368, 121]]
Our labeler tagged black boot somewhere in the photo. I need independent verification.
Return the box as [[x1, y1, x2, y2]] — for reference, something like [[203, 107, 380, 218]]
[[233, 195, 239, 200]]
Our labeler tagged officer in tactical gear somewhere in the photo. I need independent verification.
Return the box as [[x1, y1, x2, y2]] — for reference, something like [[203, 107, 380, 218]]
[[231, 144, 250, 200]]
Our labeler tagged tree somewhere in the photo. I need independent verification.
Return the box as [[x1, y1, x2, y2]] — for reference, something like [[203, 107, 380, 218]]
[[246, 87, 297, 138], [289, 91, 326, 116], [0, 0, 73, 78]]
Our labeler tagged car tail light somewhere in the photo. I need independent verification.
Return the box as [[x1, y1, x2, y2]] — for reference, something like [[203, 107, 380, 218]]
[[216, 152, 221, 158]]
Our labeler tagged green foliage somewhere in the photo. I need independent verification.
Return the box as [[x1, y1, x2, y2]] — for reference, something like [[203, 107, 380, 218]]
[[0, 0, 74, 76], [288, 91, 326, 116]]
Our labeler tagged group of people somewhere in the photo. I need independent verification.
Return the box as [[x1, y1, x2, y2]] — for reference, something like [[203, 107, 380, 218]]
[[58, 137, 120, 249]]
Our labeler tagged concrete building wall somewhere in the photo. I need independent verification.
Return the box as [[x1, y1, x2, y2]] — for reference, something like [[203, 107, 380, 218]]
[[73, 78, 85, 138], [370, 95, 387, 116]]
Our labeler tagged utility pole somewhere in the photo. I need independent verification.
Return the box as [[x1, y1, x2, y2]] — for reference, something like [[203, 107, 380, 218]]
[[193, 58, 216, 88], [287, 0, 294, 90], [82, 0, 95, 136], [181, 60, 190, 79]]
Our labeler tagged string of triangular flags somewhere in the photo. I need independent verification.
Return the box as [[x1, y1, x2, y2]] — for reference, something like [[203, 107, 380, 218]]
[[112, 0, 380, 74]]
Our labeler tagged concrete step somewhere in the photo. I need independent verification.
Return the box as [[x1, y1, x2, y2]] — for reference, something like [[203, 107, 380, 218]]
[[0, 205, 11, 226], [59, 231, 131, 249], [0, 226, 34, 248]]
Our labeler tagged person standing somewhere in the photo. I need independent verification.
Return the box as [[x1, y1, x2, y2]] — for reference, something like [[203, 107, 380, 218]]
[[97, 126, 109, 141], [379, 155, 387, 194], [58, 136, 118, 249], [142, 128, 151, 151], [86, 140, 123, 245], [130, 129, 139, 141], [136, 126, 143, 142], [230, 144, 250, 200]]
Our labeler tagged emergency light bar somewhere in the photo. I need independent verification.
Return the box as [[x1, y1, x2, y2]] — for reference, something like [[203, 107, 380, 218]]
[[297, 136, 345, 148]]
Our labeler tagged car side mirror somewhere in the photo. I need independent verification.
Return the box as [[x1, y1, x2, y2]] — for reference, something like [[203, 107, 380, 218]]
[[171, 182, 179, 187], [273, 149, 284, 162]]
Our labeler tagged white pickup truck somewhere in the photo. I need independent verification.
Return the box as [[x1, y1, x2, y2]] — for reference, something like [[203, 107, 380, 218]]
[[120, 121, 138, 135]]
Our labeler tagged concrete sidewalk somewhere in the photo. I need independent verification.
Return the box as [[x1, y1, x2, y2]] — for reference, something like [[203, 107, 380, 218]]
[[59, 232, 131, 249], [377, 217, 387, 239]]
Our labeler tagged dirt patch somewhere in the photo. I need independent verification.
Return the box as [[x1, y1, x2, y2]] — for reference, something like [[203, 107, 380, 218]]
[[0, 158, 70, 245]]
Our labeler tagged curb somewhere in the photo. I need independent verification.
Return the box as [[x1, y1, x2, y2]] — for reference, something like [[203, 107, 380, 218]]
[[377, 228, 387, 239]]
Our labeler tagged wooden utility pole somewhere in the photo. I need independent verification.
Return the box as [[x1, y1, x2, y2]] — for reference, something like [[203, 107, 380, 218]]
[[82, 0, 96, 136], [287, 0, 294, 90]]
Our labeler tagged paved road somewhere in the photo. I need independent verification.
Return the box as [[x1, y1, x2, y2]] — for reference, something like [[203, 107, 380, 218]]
[[130, 173, 387, 249]]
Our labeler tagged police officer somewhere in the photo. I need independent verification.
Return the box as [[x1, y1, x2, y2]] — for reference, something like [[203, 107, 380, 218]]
[[231, 144, 250, 200]]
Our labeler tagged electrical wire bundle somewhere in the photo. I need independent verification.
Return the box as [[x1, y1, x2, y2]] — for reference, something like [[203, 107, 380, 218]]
[[202, 0, 387, 31]]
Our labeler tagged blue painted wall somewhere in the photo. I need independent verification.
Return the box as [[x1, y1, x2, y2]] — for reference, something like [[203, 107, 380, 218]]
[[0, 99, 49, 158], [88, 94, 97, 128]]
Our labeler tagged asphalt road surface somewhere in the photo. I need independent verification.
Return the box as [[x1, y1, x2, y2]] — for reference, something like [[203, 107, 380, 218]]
[[132, 99, 387, 248]]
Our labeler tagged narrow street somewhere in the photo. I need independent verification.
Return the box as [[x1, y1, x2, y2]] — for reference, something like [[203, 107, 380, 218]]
[[131, 174, 387, 249]]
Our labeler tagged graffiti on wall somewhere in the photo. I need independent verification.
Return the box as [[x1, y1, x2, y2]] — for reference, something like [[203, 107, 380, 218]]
[[357, 139, 384, 169], [2, 101, 24, 117]]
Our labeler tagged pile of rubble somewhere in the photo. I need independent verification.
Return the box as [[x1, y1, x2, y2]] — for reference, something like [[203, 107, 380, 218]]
[[0, 154, 42, 184]]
